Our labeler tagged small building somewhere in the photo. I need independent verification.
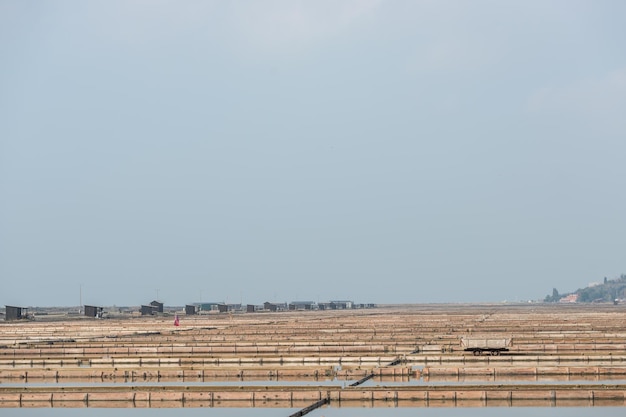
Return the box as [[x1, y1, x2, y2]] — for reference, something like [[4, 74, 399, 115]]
[[185, 304, 197, 315], [246, 304, 257, 313], [197, 302, 224, 312], [289, 301, 315, 311], [5, 306, 27, 321], [330, 300, 353, 309], [84, 305, 103, 318], [215, 304, 241, 313], [150, 300, 164, 313], [263, 302, 288, 311]]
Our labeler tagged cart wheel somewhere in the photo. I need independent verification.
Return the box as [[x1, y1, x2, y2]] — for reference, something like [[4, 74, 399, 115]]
[[473, 350, 480, 356], [491, 350, 499, 356]]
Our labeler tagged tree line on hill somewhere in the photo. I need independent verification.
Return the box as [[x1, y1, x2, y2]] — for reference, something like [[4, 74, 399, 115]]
[[544, 274, 626, 303]]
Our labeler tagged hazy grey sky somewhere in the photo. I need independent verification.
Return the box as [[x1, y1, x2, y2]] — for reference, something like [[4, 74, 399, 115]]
[[1, 1, 625, 307]]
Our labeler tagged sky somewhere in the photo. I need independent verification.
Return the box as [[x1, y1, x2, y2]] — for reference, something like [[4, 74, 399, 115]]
[[1, 0, 625, 307]]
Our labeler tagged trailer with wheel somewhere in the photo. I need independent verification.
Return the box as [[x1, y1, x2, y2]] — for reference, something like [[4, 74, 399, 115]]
[[461, 338, 511, 356]]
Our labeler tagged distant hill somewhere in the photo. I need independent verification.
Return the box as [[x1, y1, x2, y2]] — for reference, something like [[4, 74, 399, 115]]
[[545, 274, 626, 303]]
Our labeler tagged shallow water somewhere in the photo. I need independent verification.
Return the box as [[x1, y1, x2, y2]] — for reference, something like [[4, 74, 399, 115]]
[[362, 377, 626, 387], [1, 406, 625, 417], [310, 407, 626, 417], [0, 379, 352, 388]]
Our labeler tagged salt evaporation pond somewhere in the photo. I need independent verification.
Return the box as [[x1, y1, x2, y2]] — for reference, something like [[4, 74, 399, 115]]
[[1, 406, 625, 417]]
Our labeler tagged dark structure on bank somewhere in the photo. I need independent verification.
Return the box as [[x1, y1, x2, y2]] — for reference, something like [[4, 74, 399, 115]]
[[140, 305, 157, 315], [150, 300, 163, 313], [5, 306, 27, 321], [141, 300, 164, 316], [84, 305, 103, 318]]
